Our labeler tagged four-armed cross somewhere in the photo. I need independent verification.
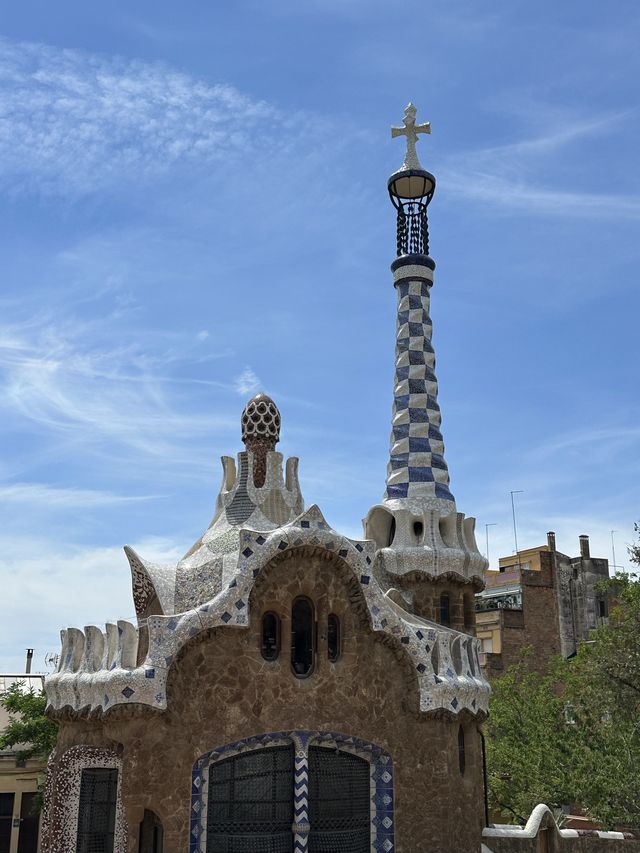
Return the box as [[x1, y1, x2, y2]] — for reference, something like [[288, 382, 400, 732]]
[[391, 102, 431, 170]]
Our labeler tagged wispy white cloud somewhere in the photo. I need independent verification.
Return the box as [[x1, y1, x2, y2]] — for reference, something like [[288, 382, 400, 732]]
[[442, 108, 640, 218], [0, 38, 278, 195], [0, 311, 236, 464], [234, 367, 261, 396], [527, 424, 640, 460], [0, 483, 158, 508]]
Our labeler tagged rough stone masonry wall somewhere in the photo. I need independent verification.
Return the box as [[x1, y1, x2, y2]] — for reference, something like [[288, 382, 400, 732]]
[[48, 550, 485, 853], [487, 554, 561, 677]]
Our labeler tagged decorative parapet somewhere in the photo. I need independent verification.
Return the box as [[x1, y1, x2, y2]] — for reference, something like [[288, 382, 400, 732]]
[[45, 505, 490, 719], [365, 504, 486, 585]]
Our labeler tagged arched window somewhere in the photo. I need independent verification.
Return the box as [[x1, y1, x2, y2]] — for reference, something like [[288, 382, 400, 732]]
[[138, 809, 163, 853], [458, 726, 466, 776], [76, 768, 118, 853], [388, 516, 396, 546], [261, 612, 280, 661], [291, 597, 315, 677], [439, 593, 450, 626], [327, 614, 340, 662]]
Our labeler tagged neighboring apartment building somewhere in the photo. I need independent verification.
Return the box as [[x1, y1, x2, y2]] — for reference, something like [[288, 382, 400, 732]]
[[0, 659, 46, 853], [476, 533, 611, 677]]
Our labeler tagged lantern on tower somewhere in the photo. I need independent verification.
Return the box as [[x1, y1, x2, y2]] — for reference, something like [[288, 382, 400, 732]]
[[388, 103, 435, 257]]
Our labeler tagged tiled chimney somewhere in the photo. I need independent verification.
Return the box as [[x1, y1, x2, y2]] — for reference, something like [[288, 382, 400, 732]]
[[547, 531, 556, 552]]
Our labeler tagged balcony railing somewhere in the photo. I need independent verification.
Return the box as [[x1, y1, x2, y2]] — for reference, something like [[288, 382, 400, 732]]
[[475, 592, 522, 612]]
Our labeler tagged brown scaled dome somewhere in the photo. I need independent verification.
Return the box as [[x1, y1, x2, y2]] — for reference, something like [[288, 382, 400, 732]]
[[241, 393, 281, 450], [241, 394, 281, 489]]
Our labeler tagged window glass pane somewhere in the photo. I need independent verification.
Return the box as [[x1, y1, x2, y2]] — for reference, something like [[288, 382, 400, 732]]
[[0, 793, 14, 853], [458, 726, 466, 775], [17, 792, 39, 853], [439, 594, 450, 626], [261, 613, 280, 661], [291, 598, 314, 677], [327, 614, 340, 663]]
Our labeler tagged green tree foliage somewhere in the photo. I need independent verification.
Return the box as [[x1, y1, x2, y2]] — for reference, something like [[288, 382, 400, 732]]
[[563, 569, 640, 829], [0, 682, 58, 762], [485, 651, 578, 824], [486, 541, 640, 831]]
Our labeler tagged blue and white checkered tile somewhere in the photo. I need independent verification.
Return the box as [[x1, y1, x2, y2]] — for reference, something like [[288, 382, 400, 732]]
[[385, 268, 455, 506]]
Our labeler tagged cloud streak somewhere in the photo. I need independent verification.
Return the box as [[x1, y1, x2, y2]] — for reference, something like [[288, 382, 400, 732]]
[[0, 38, 277, 195], [442, 108, 640, 219], [0, 483, 159, 508], [0, 310, 237, 467]]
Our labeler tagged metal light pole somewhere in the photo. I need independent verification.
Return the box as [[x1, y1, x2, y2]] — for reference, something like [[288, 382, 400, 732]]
[[485, 523, 497, 567], [510, 490, 524, 568]]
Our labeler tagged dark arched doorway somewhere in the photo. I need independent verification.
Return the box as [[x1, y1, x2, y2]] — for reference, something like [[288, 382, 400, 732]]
[[138, 808, 163, 853]]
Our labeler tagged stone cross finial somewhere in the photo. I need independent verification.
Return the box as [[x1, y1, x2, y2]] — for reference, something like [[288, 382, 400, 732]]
[[391, 103, 431, 170]]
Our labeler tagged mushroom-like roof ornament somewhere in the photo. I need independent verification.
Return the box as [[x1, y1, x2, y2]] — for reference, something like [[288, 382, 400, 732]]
[[241, 393, 281, 449], [241, 394, 281, 488]]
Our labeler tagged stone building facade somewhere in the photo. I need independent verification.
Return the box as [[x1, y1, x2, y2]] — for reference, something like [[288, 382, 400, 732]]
[[0, 672, 45, 853], [475, 534, 612, 678], [42, 106, 491, 853]]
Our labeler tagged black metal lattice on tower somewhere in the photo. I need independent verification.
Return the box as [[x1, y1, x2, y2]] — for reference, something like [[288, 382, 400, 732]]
[[308, 747, 371, 853], [388, 167, 435, 259], [396, 201, 430, 257], [206, 744, 294, 853], [76, 768, 118, 853]]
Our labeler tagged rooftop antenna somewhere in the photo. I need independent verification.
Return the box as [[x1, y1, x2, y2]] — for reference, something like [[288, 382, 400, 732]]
[[510, 490, 524, 569], [485, 523, 497, 568], [610, 529, 618, 573], [44, 652, 59, 672]]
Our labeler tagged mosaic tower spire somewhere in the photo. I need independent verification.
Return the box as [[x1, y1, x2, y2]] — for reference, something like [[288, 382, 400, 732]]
[[385, 104, 454, 513], [364, 105, 486, 594]]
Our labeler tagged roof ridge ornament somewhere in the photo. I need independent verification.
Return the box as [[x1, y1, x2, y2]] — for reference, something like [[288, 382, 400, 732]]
[[391, 102, 431, 171]]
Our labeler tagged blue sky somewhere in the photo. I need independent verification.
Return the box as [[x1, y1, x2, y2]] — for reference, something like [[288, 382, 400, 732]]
[[1, 0, 639, 672]]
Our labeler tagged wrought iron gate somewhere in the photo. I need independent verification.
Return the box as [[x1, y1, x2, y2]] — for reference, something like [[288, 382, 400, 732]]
[[205, 742, 371, 852], [206, 744, 295, 852], [308, 747, 370, 852]]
